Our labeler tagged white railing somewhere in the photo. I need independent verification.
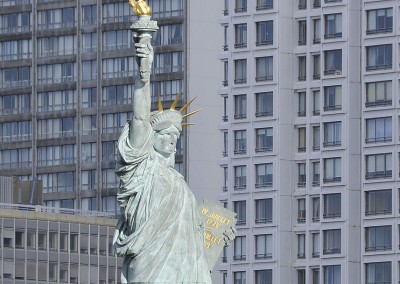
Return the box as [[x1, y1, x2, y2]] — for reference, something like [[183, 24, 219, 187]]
[[0, 203, 117, 219]]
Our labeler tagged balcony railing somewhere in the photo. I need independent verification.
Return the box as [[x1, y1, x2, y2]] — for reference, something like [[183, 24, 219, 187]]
[[236, 220, 246, 226], [313, 0, 321, 8], [234, 42, 247, 48], [234, 78, 247, 84], [366, 64, 392, 71], [365, 209, 391, 216], [234, 7, 247, 13], [323, 177, 341, 183], [323, 248, 340, 254], [255, 217, 272, 224], [365, 245, 391, 252], [313, 38, 321, 44], [312, 216, 320, 222], [312, 252, 320, 258], [324, 33, 342, 39], [234, 184, 246, 191], [365, 100, 392, 107], [297, 252, 305, 259], [256, 40, 273, 46], [255, 75, 273, 82], [365, 137, 392, 143], [234, 114, 247, 119], [255, 253, 272, 259], [366, 27, 392, 35], [255, 111, 273, 117], [233, 255, 246, 260], [365, 171, 392, 179], [222, 186, 228, 192], [323, 141, 341, 147], [255, 146, 273, 153], [323, 212, 341, 219], [324, 69, 342, 75], [234, 149, 246, 155], [323, 105, 342, 111]]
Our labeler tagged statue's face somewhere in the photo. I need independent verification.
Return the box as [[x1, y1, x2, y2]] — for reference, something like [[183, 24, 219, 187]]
[[154, 125, 180, 157]]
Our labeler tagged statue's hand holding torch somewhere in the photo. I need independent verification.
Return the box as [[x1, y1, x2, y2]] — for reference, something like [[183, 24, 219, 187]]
[[134, 35, 153, 83]]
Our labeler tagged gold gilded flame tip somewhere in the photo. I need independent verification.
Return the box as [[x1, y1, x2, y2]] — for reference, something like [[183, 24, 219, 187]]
[[182, 109, 201, 119], [129, 0, 152, 16]]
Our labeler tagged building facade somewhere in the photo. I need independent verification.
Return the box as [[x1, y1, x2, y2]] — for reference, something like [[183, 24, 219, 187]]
[[217, 0, 399, 283], [0, 203, 120, 283], [0, 0, 185, 213]]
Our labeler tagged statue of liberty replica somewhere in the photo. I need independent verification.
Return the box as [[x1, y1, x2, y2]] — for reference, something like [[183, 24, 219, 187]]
[[113, 1, 235, 283]]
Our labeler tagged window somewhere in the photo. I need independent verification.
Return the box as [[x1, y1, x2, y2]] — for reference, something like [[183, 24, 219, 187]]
[[324, 121, 341, 147], [313, 54, 320, 79], [15, 231, 24, 249], [38, 144, 76, 166], [103, 57, 135, 78], [222, 167, 228, 191], [234, 95, 247, 119], [234, 130, 246, 154], [234, 24, 247, 48], [324, 14, 342, 39], [234, 59, 247, 84], [313, 18, 321, 43], [233, 236, 246, 260], [312, 268, 320, 284], [298, 91, 306, 116], [313, 90, 320, 115], [82, 197, 97, 211], [366, 226, 391, 252], [82, 115, 97, 136], [235, 0, 247, 12], [223, 61, 228, 86], [298, 269, 306, 284], [323, 193, 341, 218], [0, 148, 32, 169], [366, 117, 391, 143], [0, 120, 32, 142], [223, 25, 228, 50], [102, 2, 133, 23], [38, 90, 76, 112], [0, 12, 31, 33], [0, 39, 31, 61], [234, 271, 246, 284], [298, 163, 306, 187], [256, 21, 273, 46], [367, 8, 392, 34], [312, 232, 320, 257], [152, 24, 182, 46], [103, 30, 129, 51], [1, 66, 30, 88], [102, 141, 118, 162], [366, 190, 391, 216], [256, 0, 273, 10], [366, 81, 392, 107], [324, 265, 340, 284], [255, 269, 272, 284], [324, 86, 342, 111], [255, 163, 273, 187], [312, 197, 320, 222], [103, 85, 133, 106], [298, 0, 306, 10], [366, 44, 392, 71], [223, 0, 228, 15], [323, 229, 341, 254], [150, 79, 182, 102], [312, 161, 320, 186], [82, 60, 97, 81], [38, 117, 75, 139], [366, 262, 391, 284], [234, 201, 246, 225], [313, 126, 320, 151], [148, 0, 184, 18], [366, 153, 392, 179], [298, 127, 306, 152], [223, 132, 228, 157], [255, 92, 273, 117], [38, 8, 75, 29], [298, 56, 306, 81], [313, 0, 321, 8], [255, 56, 273, 82], [324, 49, 342, 75], [324, 158, 341, 183], [298, 198, 306, 223], [38, 231, 47, 250], [297, 234, 305, 259], [255, 198, 272, 223], [49, 232, 58, 251], [102, 112, 129, 134], [37, 35, 76, 57], [223, 96, 228, 121], [82, 32, 97, 53], [255, 235, 272, 259], [82, 5, 97, 25], [298, 20, 306, 45], [255, 128, 273, 152], [82, 169, 97, 190], [37, 62, 76, 84]]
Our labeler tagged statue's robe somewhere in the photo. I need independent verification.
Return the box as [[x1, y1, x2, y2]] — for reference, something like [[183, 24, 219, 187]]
[[113, 123, 212, 284]]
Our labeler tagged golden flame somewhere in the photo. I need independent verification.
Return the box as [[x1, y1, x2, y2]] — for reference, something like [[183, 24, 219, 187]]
[[129, 0, 152, 16]]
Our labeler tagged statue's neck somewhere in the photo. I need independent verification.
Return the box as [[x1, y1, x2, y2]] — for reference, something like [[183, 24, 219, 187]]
[[154, 150, 175, 168]]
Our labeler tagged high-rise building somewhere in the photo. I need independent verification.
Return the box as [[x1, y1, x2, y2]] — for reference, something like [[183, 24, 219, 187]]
[[216, 0, 398, 283], [0, 0, 185, 213]]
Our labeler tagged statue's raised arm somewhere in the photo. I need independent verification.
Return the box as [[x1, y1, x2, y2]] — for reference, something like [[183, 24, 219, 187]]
[[129, 34, 153, 149]]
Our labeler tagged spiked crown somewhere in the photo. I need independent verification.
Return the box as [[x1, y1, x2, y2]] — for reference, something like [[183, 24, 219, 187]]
[[150, 92, 200, 132]]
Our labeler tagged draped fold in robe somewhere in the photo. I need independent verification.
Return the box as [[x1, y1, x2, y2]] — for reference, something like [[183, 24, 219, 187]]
[[113, 122, 212, 284]]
